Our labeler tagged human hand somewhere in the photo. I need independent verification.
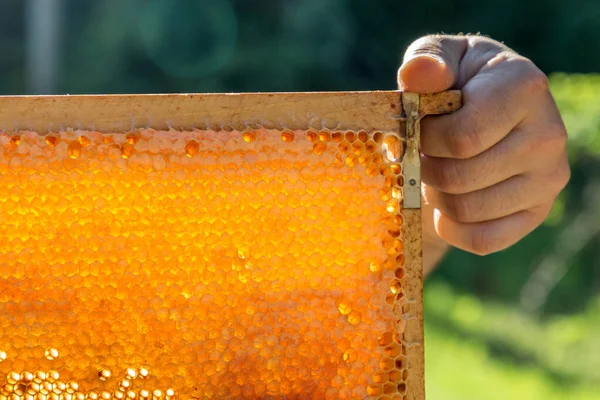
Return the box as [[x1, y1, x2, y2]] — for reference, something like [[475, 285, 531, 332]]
[[397, 34, 570, 271]]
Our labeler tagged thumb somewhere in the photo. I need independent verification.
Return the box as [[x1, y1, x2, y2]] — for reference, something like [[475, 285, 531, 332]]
[[397, 35, 467, 93]]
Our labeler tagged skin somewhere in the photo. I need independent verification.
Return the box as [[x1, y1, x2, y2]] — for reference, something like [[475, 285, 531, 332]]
[[397, 34, 571, 275]]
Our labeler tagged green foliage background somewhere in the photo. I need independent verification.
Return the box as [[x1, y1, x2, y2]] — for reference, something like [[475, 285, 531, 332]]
[[0, 0, 599, 398]]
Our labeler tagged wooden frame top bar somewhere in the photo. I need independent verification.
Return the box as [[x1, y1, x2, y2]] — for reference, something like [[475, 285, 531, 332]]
[[0, 90, 461, 134]]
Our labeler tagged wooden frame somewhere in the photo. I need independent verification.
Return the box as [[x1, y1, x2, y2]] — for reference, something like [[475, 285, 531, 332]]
[[0, 90, 461, 400]]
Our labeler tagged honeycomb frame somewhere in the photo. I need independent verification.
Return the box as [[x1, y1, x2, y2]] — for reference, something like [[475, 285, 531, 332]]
[[0, 90, 461, 400]]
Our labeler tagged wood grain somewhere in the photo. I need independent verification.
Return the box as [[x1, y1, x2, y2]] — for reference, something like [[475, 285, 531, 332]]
[[402, 208, 425, 400], [402, 90, 460, 400], [0, 90, 461, 134], [419, 90, 462, 115]]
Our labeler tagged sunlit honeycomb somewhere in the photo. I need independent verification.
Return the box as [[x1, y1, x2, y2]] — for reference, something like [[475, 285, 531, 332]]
[[0, 127, 409, 399]]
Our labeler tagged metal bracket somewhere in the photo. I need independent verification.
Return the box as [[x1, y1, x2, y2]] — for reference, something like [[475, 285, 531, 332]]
[[402, 92, 421, 209]]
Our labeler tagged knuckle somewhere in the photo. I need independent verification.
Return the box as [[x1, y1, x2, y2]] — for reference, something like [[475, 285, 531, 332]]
[[545, 121, 568, 149], [518, 60, 550, 94], [522, 122, 567, 161]]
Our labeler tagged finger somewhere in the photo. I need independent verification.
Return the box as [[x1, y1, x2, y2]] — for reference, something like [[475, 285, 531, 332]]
[[398, 34, 513, 93], [398, 35, 467, 93], [420, 57, 541, 159], [429, 173, 562, 223], [421, 126, 533, 194], [433, 204, 552, 256]]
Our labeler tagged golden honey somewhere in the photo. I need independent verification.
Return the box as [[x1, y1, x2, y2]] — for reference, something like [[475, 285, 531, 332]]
[[0, 127, 407, 399]]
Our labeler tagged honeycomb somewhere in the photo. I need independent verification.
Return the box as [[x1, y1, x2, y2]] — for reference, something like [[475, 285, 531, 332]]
[[0, 126, 410, 400]]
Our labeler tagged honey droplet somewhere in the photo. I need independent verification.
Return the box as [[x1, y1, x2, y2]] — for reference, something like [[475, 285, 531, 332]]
[[242, 131, 256, 143], [44, 348, 59, 360], [119, 379, 131, 390], [319, 131, 331, 142], [386, 199, 399, 213], [337, 302, 352, 315], [281, 130, 294, 142], [45, 135, 60, 147], [121, 143, 135, 159], [394, 213, 404, 226], [78, 135, 91, 147], [7, 372, 20, 384], [366, 384, 383, 397], [0, 350, 6, 362], [306, 131, 318, 142], [98, 369, 111, 382], [369, 262, 381, 272], [125, 132, 140, 145], [345, 154, 358, 167], [347, 310, 361, 325], [54, 381, 66, 393], [185, 140, 199, 157], [390, 280, 402, 294], [21, 371, 33, 384], [351, 141, 364, 155], [47, 370, 59, 382], [343, 349, 358, 363], [67, 140, 82, 159], [138, 367, 149, 379], [126, 368, 137, 379], [312, 141, 327, 155]]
